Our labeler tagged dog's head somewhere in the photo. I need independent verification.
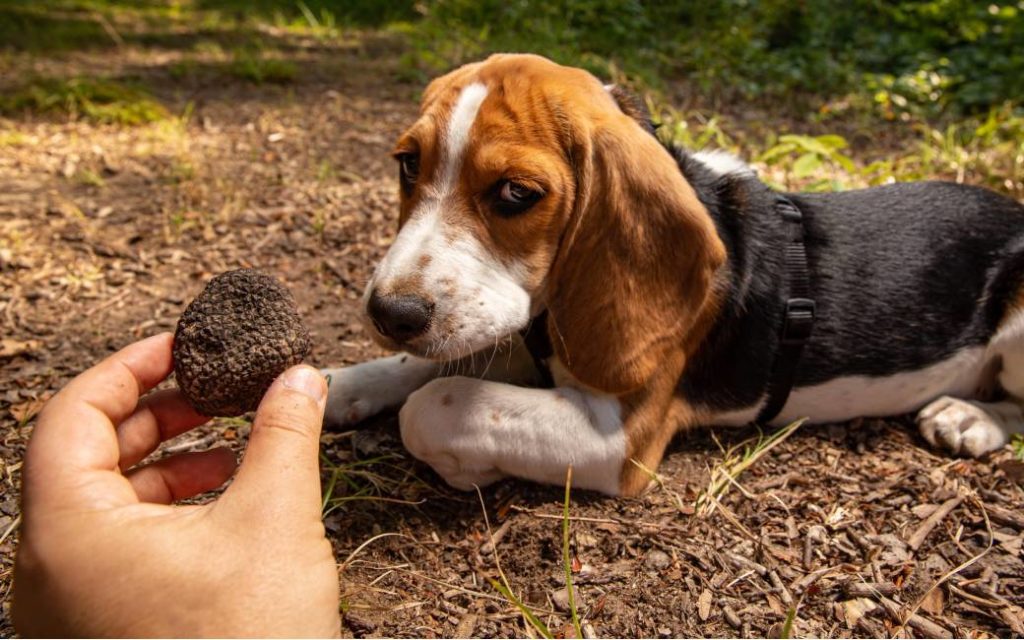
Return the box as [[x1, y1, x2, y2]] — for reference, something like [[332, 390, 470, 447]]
[[364, 54, 725, 392]]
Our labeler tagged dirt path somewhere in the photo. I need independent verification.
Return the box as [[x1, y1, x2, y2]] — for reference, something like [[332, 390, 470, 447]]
[[1, 32, 1023, 638]]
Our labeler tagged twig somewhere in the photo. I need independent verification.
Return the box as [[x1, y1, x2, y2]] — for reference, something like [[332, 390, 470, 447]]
[[0, 515, 21, 546], [510, 506, 639, 526], [908, 495, 963, 550], [163, 432, 219, 455], [339, 532, 408, 570], [876, 596, 952, 638], [842, 581, 898, 598], [704, 491, 758, 541], [372, 566, 510, 604], [480, 519, 514, 555], [84, 288, 131, 317], [722, 604, 742, 629], [947, 583, 1006, 609], [981, 502, 1024, 530], [895, 495, 994, 637]]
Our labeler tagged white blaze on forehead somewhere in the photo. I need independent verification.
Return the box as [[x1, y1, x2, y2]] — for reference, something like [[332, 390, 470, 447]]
[[438, 82, 488, 193], [372, 82, 488, 286], [366, 79, 530, 355]]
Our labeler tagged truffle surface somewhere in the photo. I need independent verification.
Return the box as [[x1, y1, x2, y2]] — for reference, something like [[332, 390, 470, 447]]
[[173, 268, 311, 416]]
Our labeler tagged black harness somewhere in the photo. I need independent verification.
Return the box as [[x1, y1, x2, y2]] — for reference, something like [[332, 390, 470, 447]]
[[519, 193, 815, 426], [755, 195, 816, 424]]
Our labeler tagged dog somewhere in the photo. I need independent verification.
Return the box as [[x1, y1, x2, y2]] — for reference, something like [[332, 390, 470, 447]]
[[322, 53, 1024, 496]]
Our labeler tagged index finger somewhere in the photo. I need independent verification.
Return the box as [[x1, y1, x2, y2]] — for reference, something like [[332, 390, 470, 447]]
[[24, 333, 176, 502]]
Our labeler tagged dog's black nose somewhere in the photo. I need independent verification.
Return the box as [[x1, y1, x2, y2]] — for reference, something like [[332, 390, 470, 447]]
[[367, 291, 434, 343]]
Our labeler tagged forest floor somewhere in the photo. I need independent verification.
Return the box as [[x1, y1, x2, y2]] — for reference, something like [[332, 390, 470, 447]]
[[1, 12, 1023, 638]]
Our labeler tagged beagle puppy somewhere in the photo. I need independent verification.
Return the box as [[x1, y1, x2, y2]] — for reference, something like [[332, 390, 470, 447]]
[[323, 53, 1024, 496]]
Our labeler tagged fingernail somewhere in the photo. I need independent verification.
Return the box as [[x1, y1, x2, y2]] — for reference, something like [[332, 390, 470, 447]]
[[281, 366, 326, 403]]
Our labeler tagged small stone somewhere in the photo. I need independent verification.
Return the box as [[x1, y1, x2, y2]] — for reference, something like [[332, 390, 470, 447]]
[[551, 587, 571, 612], [645, 549, 672, 570]]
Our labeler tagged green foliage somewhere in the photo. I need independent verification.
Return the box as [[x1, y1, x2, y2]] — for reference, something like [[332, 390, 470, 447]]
[[399, 0, 1022, 119], [195, 0, 416, 27], [657, 103, 1024, 198], [0, 3, 109, 52], [401, 0, 660, 83], [759, 134, 855, 191], [3, 1, 1018, 119], [2, 1, 1021, 200], [228, 48, 298, 84], [0, 77, 168, 125], [1012, 434, 1024, 461]]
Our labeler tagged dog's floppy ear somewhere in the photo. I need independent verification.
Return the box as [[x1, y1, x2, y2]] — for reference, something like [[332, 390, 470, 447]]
[[605, 84, 657, 135], [546, 109, 725, 394]]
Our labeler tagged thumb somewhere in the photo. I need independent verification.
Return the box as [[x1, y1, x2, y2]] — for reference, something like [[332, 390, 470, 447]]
[[221, 365, 327, 519]]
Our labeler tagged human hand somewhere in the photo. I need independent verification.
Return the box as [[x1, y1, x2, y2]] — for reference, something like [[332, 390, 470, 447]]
[[12, 333, 340, 637]]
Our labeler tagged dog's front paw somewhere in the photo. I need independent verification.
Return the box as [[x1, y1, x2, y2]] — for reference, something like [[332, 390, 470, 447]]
[[322, 367, 384, 427], [322, 355, 436, 428], [917, 396, 1008, 457], [399, 377, 507, 490]]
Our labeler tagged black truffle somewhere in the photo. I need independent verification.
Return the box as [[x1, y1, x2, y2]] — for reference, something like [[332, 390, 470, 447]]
[[173, 268, 312, 417]]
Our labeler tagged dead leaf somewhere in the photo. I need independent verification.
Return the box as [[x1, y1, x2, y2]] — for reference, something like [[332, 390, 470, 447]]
[[920, 587, 944, 616], [765, 593, 786, 616], [875, 533, 911, 565], [698, 588, 712, 621], [992, 531, 1023, 555], [842, 597, 877, 628], [0, 338, 41, 360], [11, 396, 49, 425], [997, 460, 1024, 484]]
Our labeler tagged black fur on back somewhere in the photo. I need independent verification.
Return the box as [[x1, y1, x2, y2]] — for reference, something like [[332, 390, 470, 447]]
[[673, 148, 1024, 414]]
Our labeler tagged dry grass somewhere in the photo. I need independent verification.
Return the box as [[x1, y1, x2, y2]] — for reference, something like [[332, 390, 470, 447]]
[[695, 419, 805, 517]]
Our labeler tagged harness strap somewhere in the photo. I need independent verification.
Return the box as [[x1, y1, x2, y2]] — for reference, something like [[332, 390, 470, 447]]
[[755, 195, 816, 425]]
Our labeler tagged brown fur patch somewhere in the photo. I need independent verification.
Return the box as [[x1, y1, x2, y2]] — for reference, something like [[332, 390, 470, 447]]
[[382, 275, 427, 301]]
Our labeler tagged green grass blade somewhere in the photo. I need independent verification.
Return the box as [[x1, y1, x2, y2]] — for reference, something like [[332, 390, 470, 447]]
[[563, 466, 582, 639], [488, 578, 552, 639]]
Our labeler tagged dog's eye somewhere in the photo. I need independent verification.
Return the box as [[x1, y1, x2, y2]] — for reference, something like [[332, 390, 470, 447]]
[[495, 180, 543, 216], [397, 153, 419, 191]]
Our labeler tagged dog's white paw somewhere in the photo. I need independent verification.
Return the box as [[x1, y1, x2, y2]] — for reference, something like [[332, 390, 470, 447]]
[[917, 396, 1008, 457], [322, 367, 385, 427], [399, 376, 507, 490], [322, 355, 437, 428]]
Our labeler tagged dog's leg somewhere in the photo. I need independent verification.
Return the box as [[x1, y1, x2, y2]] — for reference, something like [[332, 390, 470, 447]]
[[917, 396, 1023, 456], [918, 318, 1024, 456], [398, 376, 626, 494], [322, 336, 540, 428], [322, 355, 439, 427]]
